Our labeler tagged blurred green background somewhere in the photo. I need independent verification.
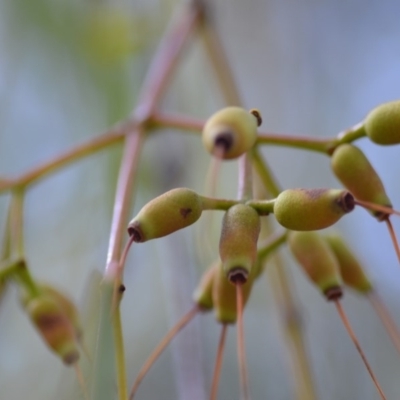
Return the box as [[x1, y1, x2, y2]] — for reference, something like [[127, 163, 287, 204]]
[[1, 0, 400, 399]]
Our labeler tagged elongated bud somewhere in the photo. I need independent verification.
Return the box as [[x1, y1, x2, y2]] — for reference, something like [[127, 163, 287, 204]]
[[363, 100, 400, 145], [22, 294, 80, 365], [324, 234, 373, 294], [40, 285, 83, 340], [274, 188, 354, 231], [331, 144, 391, 220], [127, 188, 203, 242], [192, 263, 217, 310], [219, 204, 260, 282], [288, 231, 343, 300], [213, 261, 255, 323], [202, 107, 259, 160]]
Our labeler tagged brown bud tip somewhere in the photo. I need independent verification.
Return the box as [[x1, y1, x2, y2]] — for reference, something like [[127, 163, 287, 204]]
[[228, 267, 248, 284], [214, 132, 234, 152], [127, 222, 144, 242], [324, 286, 343, 301], [337, 191, 355, 213], [249, 108, 262, 126]]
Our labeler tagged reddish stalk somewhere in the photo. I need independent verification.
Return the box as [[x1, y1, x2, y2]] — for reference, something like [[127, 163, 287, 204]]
[[210, 324, 228, 400], [354, 199, 400, 218], [384, 218, 400, 265], [334, 300, 386, 400], [236, 283, 250, 400], [74, 363, 89, 400], [369, 291, 400, 355], [129, 306, 199, 400]]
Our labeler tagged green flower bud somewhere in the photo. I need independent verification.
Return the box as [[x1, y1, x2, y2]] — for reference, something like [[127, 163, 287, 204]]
[[324, 234, 373, 294], [288, 231, 343, 300], [202, 107, 259, 160], [212, 261, 255, 324], [331, 144, 391, 220], [22, 294, 80, 365], [364, 100, 400, 145], [274, 189, 354, 231], [40, 285, 83, 341], [219, 204, 260, 281], [127, 188, 203, 242], [192, 263, 217, 310]]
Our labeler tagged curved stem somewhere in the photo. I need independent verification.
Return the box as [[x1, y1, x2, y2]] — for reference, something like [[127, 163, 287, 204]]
[[369, 291, 400, 356], [129, 306, 199, 400], [210, 324, 228, 400], [334, 300, 386, 400]]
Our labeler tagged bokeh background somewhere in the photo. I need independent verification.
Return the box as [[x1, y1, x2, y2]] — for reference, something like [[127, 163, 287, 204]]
[[1, 0, 400, 399]]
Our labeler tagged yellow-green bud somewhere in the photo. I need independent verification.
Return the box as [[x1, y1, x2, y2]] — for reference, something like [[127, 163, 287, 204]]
[[288, 231, 343, 300], [212, 261, 255, 324], [274, 189, 354, 231], [331, 144, 391, 220], [324, 234, 373, 294], [23, 294, 80, 365], [192, 263, 217, 310], [127, 188, 203, 242], [364, 100, 400, 145], [202, 107, 259, 160], [219, 204, 260, 281]]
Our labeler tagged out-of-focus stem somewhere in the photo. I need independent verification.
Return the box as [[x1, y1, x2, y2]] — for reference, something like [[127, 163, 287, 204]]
[[253, 162, 317, 399], [102, 3, 205, 400]]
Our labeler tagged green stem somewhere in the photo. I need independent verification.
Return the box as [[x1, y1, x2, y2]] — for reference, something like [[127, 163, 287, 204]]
[[0, 123, 128, 194], [335, 121, 366, 145], [257, 230, 288, 265], [200, 196, 239, 210], [10, 189, 25, 259], [246, 199, 276, 215], [257, 132, 334, 155], [251, 148, 281, 198]]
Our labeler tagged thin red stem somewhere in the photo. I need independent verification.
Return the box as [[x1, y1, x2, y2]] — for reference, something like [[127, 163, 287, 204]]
[[385, 218, 400, 266], [354, 199, 400, 218], [369, 291, 400, 356], [129, 306, 199, 400], [210, 324, 228, 400], [334, 300, 386, 400]]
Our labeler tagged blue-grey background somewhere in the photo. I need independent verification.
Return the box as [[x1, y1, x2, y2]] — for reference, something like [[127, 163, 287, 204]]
[[1, 0, 400, 399]]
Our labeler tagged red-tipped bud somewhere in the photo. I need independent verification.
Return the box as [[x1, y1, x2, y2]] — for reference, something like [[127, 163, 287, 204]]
[[288, 231, 343, 300], [274, 188, 354, 231], [219, 204, 260, 281], [212, 261, 255, 324], [324, 234, 373, 294], [127, 188, 203, 242]]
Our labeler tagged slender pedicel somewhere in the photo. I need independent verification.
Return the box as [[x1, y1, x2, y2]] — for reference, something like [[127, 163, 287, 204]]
[[129, 306, 199, 400], [210, 324, 228, 400]]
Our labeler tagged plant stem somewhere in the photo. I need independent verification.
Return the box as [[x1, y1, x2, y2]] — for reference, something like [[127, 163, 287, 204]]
[[102, 4, 205, 400], [200, 196, 239, 211], [251, 148, 281, 198], [0, 124, 128, 194], [257, 133, 333, 154]]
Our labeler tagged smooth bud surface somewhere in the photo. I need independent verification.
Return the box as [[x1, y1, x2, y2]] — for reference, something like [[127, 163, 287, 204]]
[[364, 100, 400, 145], [288, 231, 343, 299], [324, 234, 373, 294], [127, 188, 203, 242], [331, 144, 391, 219], [202, 107, 258, 159], [219, 204, 260, 279], [274, 188, 354, 231]]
